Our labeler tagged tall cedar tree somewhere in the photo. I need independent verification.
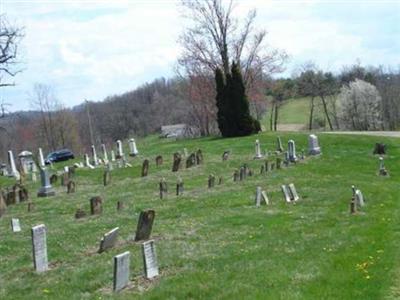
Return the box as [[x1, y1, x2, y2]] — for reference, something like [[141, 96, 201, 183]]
[[215, 62, 260, 137]]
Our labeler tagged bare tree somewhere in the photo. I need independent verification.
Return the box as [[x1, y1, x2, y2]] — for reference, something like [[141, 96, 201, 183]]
[[0, 15, 24, 87]]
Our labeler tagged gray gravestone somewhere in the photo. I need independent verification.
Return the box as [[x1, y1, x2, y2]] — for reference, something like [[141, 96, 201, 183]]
[[281, 185, 291, 203], [11, 218, 21, 232], [288, 183, 299, 201], [254, 139, 263, 159], [208, 174, 215, 188], [155, 155, 163, 166], [308, 134, 321, 155], [288, 140, 297, 162], [113, 251, 130, 292], [277, 136, 284, 152], [128, 138, 139, 157], [142, 159, 149, 177], [99, 227, 119, 253], [355, 189, 365, 207], [142, 240, 159, 279], [135, 210, 155, 241], [159, 178, 167, 199], [176, 178, 184, 195], [255, 186, 262, 207], [172, 153, 181, 172], [261, 191, 270, 205], [90, 196, 103, 215], [31, 224, 48, 272], [37, 168, 55, 197]]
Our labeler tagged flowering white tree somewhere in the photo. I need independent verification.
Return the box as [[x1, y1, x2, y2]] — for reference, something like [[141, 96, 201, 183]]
[[339, 79, 383, 130]]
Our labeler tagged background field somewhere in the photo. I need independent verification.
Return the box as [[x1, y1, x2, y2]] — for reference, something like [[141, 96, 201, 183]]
[[1, 132, 400, 299]]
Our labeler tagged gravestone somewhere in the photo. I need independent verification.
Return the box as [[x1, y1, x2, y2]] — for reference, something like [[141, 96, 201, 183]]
[[350, 186, 357, 214], [31, 224, 48, 272], [172, 153, 181, 172], [101, 144, 109, 163], [373, 143, 386, 155], [159, 178, 167, 199], [116, 140, 124, 159], [128, 138, 139, 157], [255, 186, 262, 207], [195, 149, 203, 165], [261, 191, 270, 205], [142, 159, 149, 177], [378, 157, 388, 176], [284, 152, 290, 167], [270, 162, 275, 170], [355, 189, 365, 207], [176, 178, 184, 196], [288, 140, 298, 163], [98, 227, 119, 253], [91, 145, 99, 166], [117, 201, 124, 212], [38, 147, 45, 168], [113, 251, 130, 292], [11, 218, 21, 232], [288, 183, 299, 201], [142, 240, 159, 279], [276, 136, 284, 152], [281, 185, 292, 203], [84, 154, 94, 169], [37, 168, 55, 197], [239, 167, 245, 181], [75, 208, 87, 219], [218, 176, 223, 185], [308, 134, 321, 155], [135, 210, 155, 241], [155, 155, 163, 166], [233, 170, 239, 182], [208, 174, 215, 188], [0, 192, 6, 217], [186, 153, 196, 168], [222, 151, 230, 161], [111, 150, 116, 162], [90, 196, 103, 215], [67, 180, 76, 193], [254, 139, 263, 159], [8, 150, 20, 180], [61, 171, 69, 187]]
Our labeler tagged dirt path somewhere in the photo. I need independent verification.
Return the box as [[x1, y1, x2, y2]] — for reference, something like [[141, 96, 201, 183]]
[[323, 131, 400, 138]]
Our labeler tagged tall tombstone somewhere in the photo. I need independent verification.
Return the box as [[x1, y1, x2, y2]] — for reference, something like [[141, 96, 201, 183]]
[[288, 140, 297, 162], [98, 227, 119, 253], [67, 180, 76, 193], [101, 144, 109, 163], [208, 174, 215, 188], [373, 143, 386, 155], [142, 240, 159, 279], [239, 167, 245, 181], [276, 136, 284, 152], [159, 178, 168, 199], [308, 134, 321, 155], [355, 189, 365, 207], [176, 177, 184, 196], [135, 210, 155, 241], [8, 150, 20, 180], [38, 148, 45, 168], [91, 145, 99, 166], [186, 153, 196, 168], [195, 149, 203, 165], [288, 183, 299, 201], [113, 251, 130, 292], [281, 185, 292, 203], [37, 168, 55, 197], [103, 169, 111, 186], [128, 138, 139, 157], [183, 148, 188, 157], [142, 159, 149, 177], [116, 140, 124, 159], [155, 155, 163, 166], [350, 185, 357, 214], [84, 154, 94, 169], [378, 156, 388, 176], [255, 186, 262, 207], [11, 218, 21, 232], [111, 150, 116, 162], [172, 152, 182, 172], [218, 176, 223, 185], [233, 170, 239, 182], [254, 139, 263, 159], [261, 191, 270, 205], [90, 196, 103, 215], [31, 224, 48, 272]]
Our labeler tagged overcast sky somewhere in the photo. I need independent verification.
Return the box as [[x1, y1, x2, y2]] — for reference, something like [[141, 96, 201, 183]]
[[1, 0, 399, 112]]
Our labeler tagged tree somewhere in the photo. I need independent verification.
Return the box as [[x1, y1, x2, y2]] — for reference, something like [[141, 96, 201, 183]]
[[0, 15, 24, 87], [267, 79, 294, 131]]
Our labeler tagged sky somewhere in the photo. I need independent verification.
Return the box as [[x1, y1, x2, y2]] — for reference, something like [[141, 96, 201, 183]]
[[1, 0, 399, 112]]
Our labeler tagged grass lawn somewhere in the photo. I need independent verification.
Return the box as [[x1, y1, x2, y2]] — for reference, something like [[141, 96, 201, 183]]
[[1, 132, 400, 299]]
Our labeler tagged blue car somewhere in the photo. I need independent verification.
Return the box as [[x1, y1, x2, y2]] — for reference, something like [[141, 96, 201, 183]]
[[45, 149, 75, 165]]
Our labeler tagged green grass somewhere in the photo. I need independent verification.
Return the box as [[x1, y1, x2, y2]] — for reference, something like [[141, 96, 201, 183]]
[[1, 132, 400, 299]]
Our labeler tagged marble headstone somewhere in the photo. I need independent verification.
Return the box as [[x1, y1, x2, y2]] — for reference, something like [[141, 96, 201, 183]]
[[142, 240, 159, 279], [11, 218, 21, 232], [31, 224, 48, 272], [99, 227, 119, 253], [308, 134, 321, 155], [113, 251, 130, 292]]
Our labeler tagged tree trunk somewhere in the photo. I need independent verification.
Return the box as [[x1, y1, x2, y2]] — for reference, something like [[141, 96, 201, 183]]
[[309, 96, 315, 130], [274, 103, 279, 131], [269, 103, 275, 131], [320, 95, 333, 130]]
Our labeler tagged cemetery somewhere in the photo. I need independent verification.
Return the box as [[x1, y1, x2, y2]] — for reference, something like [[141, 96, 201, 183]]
[[0, 132, 399, 299]]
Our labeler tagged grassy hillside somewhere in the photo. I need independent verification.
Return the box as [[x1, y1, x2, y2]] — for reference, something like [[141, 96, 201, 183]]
[[1, 133, 400, 299]]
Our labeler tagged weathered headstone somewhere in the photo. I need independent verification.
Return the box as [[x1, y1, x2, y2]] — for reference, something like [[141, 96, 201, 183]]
[[155, 155, 163, 166], [142, 159, 149, 177], [373, 143, 386, 155], [75, 208, 86, 219], [288, 183, 299, 201], [270, 162, 275, 170], [84, 154, 95, 169], [222, 151, 230, 161], [37, 168, 55, 197], [116, 140, 124, 159], [183, 148, 189, 157], [264, 160, 269, 172], [355, 189, 364, 207], [233, 170, 239, 182], [186, 153, 196, 168], [38, 148, 45, 168], [288, 140, 298, 163], [142, 240, 159, 279], [195, 149, 203, 165], [111, 150, 116, 162], [128, 138, 139, 157], [0, 192, 6, 217], [103, 169, 111, 187], [308, 134, 321, 155], [91, 145, 99, 166], [101, 144, 109, 163], [90, 196, 103, 215], [176, 178, 184, 196], [117, 201, 124, 212], [276, 136, 284, 152], [350, 186, 357, 214], [254, 139, 263, 159], [261, 191, 270, 205], [218, 176, 223, 185], [378, 156, 388, 176], [98, 227, 119, 253], [255, 186, 262, 207], [281, 185, 291, 203], [8, 150, 20, 180], [113, 251, 130, 292], [61, 171, 69, 187], [135, 210, 155, 241], [67, 180, 76, 193], [208, 174, 215, 188], [11, 218, 21, 232], [159, 178, 167, 199], [31, 224, 48, 272], [239, 167, 245, 181], [172, 152, 182, 172]]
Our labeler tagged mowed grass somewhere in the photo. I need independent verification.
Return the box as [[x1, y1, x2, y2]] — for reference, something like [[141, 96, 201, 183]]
[[1, 132, 400, 299]]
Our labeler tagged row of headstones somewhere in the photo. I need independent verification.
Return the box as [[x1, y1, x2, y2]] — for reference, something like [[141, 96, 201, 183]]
[[254, 183, 300, 206]]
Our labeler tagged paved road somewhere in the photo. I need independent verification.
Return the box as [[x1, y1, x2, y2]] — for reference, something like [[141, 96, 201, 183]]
[[323, 131, 400, 138]]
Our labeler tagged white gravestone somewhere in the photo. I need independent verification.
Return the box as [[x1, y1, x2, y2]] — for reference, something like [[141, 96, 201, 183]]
[[288, 140, 297, 162], [113, 251, 130, 292], [281, 185, 292, 203], [11, 218, 21, 232], [254, 139, 263, 159], [101, 144, 109, 163], [91, 145, 99, 166], [84, 154, 95, 169], [7, 150, 20, 180], [355, 190, 364, 207], [288, 183, 299, 201], [128, 138, 139, 157], [37, 168, 55, 197], [142, 240, 159, 279], [111, 150, 116, 162], [38, 147, 46, 167], [99, 227, 119, 253], [255, 186, 262, 207], [31, 224, 48, 272], [261, 191, 270, 205], [308, 134, 321, 155], [116, 140, 124, 158]]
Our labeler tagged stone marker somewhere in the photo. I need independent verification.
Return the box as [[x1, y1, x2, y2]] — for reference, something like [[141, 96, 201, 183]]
[[264, 160, 269, 172], [31, 224, 48, 272], [38, 148, 45, 168], [90, 196, 103, 215], [11, 218, 21, 232], [276, 136, 284, 152], [117, 201, 124, 212], [284, 152, 289, 167], [255, 186, 262, 207], [103, 169, 111, 186], [60, 172, 69, 187], [350, 186, 357, 214], [308, 134, 321, 155], [195, 149, 203, 165], [261, 191, 270, 205], [222, 151, 229, 161], [84, 154, 95, 169], [378, 156, 388, 176], [91, 145, 99, 166], [67, 180, 76, 193], [135, 210, 155, 241], [254, 139, 263, 159], [239, 167, 245, 181], [0, 192, 6, 217], [116, 140, 124, 159], [172, 152, 181, 172], [111, 150, 116, 162], [101, 144, 109, 163], [113, 251, 130, 292], [355, 189, 364, 207], [270, 162, 275, 170], [142, 240, 159, 279], [159, 178, 167, 199], [155, 155, 163, 166], [176, 178, 184, 196], [128, 138, 139, 157], [373, 143, 386, 155], [99, 227, 119, 253], [186, 153, 196, 168], [288, 183, 299, 201], [233, 170, 239, 182], [288, 140, 298, 163], [37, 168, 55, 197], [75, 208, 87, 219], [208, 174, 215, 188], [281, 185, 292, 203], [8, 150, 20, 180], [142, 159, 149, 177]]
